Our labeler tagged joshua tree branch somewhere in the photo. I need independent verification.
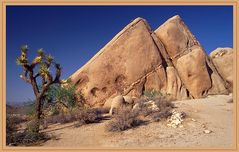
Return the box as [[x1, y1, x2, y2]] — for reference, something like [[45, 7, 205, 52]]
[[34, 73, 40, 79]]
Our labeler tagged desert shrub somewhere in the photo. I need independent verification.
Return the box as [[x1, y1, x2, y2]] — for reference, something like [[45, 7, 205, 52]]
[[45, 112, 77, 124], [57, 113, 77, 124], [94, 107, 110, 114], [45, 107, 105, 126], [151, 110, 172, 122], [6, 114, 31, 145], [143, 89, 162, 99], [6, 116, 49, 146], [10, 114, 28, 124], [20, 131, 48, 146], [132, 96, 174, 121], [133, 97, 148, 104], [6, 115, 18, 145], [74, 108, 102, 127], [27, 120, 41, 133], [154, 96, 174, 109], [106, 107, 144, 132], [149, 97, 174, 122], [44, 83, 79, 110]]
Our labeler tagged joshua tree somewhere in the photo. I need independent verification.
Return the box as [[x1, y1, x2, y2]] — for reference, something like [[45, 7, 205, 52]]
[[16, 45, 61, 132]]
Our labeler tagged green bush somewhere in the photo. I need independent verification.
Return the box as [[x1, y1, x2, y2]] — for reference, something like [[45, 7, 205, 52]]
[[44, 83, 78, 110], [143, 89, 162, 99]]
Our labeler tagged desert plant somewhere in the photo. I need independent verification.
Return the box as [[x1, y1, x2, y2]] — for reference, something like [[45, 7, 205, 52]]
[[143, 89, 162, 99], [6, 115, 49, 146], [149, 97, 174, 122], [20, 131, 48, 146], [106, 107, 144, 132], [133, 96, 174, 121], [44, 107, 105, 126], [16, 45, 62, 132], [75, 108, 102, 127], [44, 82, 79, 110], [6, 115, 18, 145]]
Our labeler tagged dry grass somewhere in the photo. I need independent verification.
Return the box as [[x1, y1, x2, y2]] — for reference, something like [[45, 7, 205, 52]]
[[6, 117, 49, 146], [105, 107, 144, 132], [74, 108, 102, 127], [45, 107, 107, 127]]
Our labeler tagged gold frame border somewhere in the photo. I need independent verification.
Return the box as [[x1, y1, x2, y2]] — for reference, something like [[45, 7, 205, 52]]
[[0, 1, 238, 152]]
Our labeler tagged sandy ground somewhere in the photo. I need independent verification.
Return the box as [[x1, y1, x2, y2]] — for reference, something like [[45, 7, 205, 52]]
[[41, 94, 234, 148]]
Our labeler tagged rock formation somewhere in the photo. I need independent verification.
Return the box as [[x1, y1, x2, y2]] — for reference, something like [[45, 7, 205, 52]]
[[69, 18, 168, 106], [69, 15, 232, 106], [209, 47, 233, 92], [155, 15, 228, 98]]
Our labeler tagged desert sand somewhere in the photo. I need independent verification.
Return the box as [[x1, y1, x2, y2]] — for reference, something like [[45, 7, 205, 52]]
[[41, 94, 233, 148]]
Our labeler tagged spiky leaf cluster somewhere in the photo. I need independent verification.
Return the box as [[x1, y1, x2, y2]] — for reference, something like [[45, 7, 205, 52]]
[[37, 48, 44, 57], [16, 45, 29, 65], [39, 64, 50, 76], [46, 54, 54, 63], [16, 45, 61, 90]]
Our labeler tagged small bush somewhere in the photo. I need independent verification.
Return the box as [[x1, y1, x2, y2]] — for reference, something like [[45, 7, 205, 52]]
[[45, 112, 76, 124], [106, 107, 144, 132], [15, 130, 49, 146], [94, 107, 110, 114], [44, 83, 80, 110], [151, 110, 172, 122], [149, 97, 174, 122], [27, 120, 40, 133], [75, 108, 102, 127], [45, 107, 105, 126], [143, 89, 162, 99], [7, 117, 49, 146], [133, 96, 174, 121], [6, 115, 18, 145]]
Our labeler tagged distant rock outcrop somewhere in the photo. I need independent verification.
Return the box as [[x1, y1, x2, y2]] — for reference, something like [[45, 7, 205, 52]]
[[69, 15, 232, 106]]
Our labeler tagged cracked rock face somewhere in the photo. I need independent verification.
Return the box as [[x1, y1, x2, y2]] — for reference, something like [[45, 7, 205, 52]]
[[69, 15, 231, 106]]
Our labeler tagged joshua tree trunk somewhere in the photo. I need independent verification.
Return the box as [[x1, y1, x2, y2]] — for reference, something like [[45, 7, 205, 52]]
[[34, 97, 43, 133], [36, 97, 42, 120]]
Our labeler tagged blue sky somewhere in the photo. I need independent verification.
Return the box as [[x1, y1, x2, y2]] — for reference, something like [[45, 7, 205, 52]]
[[6, 6, 233, 103]]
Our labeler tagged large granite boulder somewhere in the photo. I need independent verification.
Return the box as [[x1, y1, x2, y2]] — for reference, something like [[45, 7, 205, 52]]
[[69, 18, 168, 106], [154, 15, 228, 98], [210, 47, 233, 92]]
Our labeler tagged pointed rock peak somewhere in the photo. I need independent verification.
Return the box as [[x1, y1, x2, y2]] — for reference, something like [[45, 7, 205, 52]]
[[170, 15, 182, 20], [159, 15, 183, 26], [128, 17, 152, 31], [132, 17, 146, 22], [167, 15, 182, 22]]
